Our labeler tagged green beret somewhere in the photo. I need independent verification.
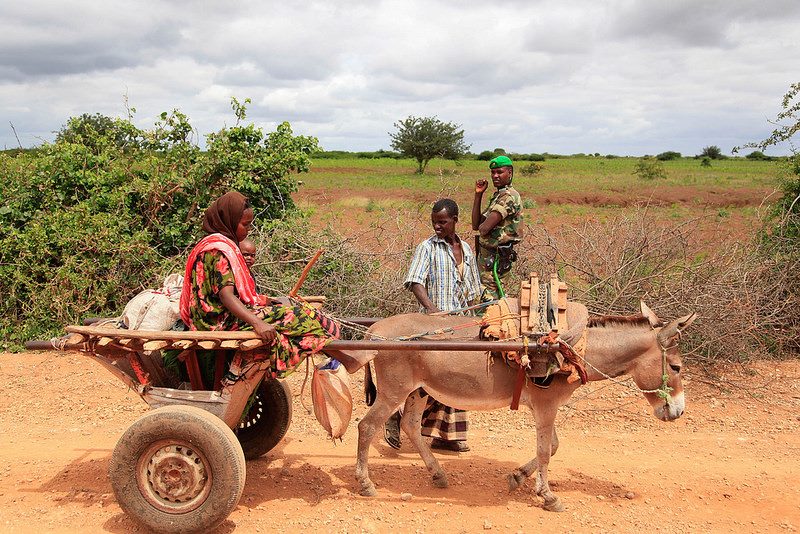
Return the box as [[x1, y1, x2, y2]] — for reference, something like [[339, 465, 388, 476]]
[[489, 155, 513, 169]]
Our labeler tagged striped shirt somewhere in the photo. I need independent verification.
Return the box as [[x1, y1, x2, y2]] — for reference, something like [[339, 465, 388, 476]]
[[404, 235, 482, 312]]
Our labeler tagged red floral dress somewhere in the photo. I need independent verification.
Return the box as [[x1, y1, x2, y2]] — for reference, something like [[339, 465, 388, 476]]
[[187, 250, 338, 377]]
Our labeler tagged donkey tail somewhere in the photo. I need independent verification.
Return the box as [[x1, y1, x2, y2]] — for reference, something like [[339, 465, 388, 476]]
[[364, 362, 377, 406]]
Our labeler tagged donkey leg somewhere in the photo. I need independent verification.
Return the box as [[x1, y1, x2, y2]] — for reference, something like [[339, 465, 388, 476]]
[[532, 410, 564, 512], [356, 396, 403, 496], [400, 390, 448, 488], [508, 428, 559, 491]]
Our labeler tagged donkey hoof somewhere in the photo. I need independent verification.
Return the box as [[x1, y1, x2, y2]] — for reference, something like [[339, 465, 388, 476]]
[[432, 473, 449, 489], [507, 472, 524, 491], [359, 484, 377, 497], [543, 497, 564, 512]]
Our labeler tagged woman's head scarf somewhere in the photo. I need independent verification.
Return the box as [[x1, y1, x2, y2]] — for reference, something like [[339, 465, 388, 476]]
[[202, 191, 250, 244]]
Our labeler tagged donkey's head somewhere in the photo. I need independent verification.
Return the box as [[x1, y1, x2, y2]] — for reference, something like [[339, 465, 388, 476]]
[[635, 302, 697, 421]]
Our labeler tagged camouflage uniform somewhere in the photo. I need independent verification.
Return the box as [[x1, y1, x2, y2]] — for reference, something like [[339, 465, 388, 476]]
[[478, 185, 523, 300]]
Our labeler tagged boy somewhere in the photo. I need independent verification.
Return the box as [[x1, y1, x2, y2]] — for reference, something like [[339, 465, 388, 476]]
[[385, 198, 482, 452]]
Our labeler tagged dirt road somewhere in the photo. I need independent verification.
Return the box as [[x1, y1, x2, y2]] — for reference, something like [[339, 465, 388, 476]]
[[1, 352, 798, 533]]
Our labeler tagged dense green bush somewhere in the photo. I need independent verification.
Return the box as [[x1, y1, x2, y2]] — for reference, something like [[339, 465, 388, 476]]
[[633, 157, 667, 180], [745, 150, 773, 161], [312, 149, 402, 159], [0, 99, 318, 348], [656, 151, 682, 161]]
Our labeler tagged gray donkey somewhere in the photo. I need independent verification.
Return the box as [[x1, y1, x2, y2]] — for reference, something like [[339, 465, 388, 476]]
[[356, 301, 696, 511]]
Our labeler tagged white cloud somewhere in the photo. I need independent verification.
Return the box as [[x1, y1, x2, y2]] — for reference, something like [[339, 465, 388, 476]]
[[1, 0, 798, 155]]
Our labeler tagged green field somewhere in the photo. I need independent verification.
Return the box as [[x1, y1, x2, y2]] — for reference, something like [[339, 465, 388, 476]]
[[304, 156, 781, 194]]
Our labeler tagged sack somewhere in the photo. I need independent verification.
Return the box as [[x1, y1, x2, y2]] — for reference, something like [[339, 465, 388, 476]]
[[122, 274, 184, 331], [311, 359, 352, 439]]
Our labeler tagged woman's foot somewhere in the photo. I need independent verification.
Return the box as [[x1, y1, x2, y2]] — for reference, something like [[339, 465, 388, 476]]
[[384, 412, 401, 450], [430, 438, 470, 452]]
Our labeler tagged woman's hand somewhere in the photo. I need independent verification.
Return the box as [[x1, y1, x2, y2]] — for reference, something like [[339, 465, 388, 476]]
[[219, 285, 278, 343], [475, 178, 488, 194], [253, 319, 277, 344], [270, 296, 291, 306]]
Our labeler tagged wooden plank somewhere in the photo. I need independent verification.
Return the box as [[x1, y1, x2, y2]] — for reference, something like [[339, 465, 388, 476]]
[[142, 340, 170, 351], [172, 340, 195, 350], [220, 340, 241, 349], [197, 340, 220, 350], [97, 337, 114, 347], [65, 333, 86, 345], [519, 281, 530, 333], [530, 273, 539, 332], [557, 281, 569, 332], [180, 350, 205, 390], [67, 325, 262, 341], [519, 282, 531, 307], [213, 351, 226, 390], [550, 274, 560, 332], [240, 339, 264, 351]]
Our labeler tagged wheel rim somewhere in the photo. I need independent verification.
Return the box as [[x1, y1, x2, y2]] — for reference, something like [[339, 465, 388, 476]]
[[239, 392, 264, 430], [136, 440, 212, 514]]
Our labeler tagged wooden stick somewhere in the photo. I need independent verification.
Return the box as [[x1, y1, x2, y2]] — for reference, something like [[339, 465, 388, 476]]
[[288, 249, 324, 297]]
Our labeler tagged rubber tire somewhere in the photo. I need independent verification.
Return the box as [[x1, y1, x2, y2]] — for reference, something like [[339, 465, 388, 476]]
[[109, 405, 246, 534], [237, 378, 293, 460]]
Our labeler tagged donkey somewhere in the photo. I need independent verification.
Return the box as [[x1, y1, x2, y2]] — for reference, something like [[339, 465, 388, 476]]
[[355, 301, 696, 511]]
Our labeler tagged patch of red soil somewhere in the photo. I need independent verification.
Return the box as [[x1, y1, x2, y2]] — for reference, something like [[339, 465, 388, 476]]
[[1, 352, 798, 533]]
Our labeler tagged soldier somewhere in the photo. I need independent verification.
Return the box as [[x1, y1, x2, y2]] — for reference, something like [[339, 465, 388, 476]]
[[471, 155, 523, 301]]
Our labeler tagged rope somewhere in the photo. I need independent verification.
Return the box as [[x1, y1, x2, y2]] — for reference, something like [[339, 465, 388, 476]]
[[582, 352, 673, 397], [492, 255, 505, 298], [429, 299, 500, 316]]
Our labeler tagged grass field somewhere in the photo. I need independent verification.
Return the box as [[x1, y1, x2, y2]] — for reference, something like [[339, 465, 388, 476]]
[[298, 156, 781, 243], [304, 156, 781, 193]]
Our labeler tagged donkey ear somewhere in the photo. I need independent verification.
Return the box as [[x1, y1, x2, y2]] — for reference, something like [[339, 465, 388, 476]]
[[657, 312, 698, 346], [640, 301, 661, 327]]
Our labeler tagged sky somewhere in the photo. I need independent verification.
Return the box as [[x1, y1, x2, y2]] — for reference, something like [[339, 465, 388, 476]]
[[1, 0, 799, 156]]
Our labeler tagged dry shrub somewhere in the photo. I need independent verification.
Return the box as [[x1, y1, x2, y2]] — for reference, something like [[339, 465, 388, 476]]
[[248, 218, 418, 320], [514, 207, 799, 363], [249, 208, 797, 363]]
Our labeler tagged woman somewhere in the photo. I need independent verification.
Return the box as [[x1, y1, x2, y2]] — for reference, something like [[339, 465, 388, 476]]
[[179, 191, 338, 378], [471, 155, 523, 300]]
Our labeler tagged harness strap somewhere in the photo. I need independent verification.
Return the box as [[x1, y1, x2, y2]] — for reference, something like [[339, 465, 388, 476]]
[[510, 337, 529, 410]]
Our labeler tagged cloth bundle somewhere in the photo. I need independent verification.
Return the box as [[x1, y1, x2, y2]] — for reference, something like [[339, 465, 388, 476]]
[[121, 273, 184, 331], [311, 359, 352, 440]]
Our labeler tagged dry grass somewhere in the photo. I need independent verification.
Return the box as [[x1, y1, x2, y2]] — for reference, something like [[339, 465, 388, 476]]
[[250, 208, 798, 363]]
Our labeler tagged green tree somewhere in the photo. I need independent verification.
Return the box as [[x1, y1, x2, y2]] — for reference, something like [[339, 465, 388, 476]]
[[733, 81, 800, 354], [700, 145, 723, 159], [734, 81, 800, 237], [389, 116, 469, 174]]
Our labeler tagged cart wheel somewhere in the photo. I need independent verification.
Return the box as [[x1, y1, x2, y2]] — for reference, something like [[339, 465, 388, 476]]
[[237, 378, 293, 459], [109, 405, 246, 534]]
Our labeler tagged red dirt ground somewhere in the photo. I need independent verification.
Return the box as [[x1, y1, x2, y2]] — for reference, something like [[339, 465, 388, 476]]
[[1, 352, 798, 533]]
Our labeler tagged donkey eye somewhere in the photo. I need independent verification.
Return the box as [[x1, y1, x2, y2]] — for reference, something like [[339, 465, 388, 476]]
[[669, 364, 682, 373]]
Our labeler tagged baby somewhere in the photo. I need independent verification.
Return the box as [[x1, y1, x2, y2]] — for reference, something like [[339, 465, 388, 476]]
[[239, 238, 257, 285]]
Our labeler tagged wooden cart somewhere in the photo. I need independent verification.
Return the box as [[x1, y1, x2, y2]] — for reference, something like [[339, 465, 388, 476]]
[[26, 318, 558, 534]]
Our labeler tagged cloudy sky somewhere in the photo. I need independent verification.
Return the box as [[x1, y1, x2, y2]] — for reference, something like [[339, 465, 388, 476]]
[[2, 0, 799, 156]]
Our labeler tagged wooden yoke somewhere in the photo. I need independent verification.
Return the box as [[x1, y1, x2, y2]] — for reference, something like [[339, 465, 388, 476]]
[[512, 272, 569, 410], [519, 272, 568, 334]]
